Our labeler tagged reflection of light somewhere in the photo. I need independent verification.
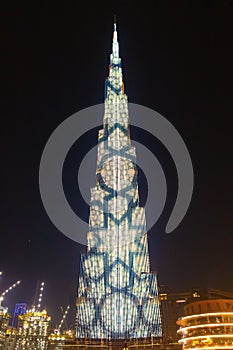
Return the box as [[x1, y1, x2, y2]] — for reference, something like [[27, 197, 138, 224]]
[[176, 299, 187, 303]]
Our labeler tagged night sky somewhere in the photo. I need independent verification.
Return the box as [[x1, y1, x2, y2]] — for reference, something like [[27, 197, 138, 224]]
[[1, 1, 233, 328]]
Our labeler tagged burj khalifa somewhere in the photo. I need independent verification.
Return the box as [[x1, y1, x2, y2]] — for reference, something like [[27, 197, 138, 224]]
[[76, 20, 162, 340]]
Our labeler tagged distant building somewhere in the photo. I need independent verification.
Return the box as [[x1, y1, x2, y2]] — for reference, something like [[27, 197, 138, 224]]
[[177, 299, 233, 349], [4, 326, 18, 350], [208, 289, 233, 300], [159, 286, 202, 343], [0, 306, 11, 348], [48, 333, 65, 350], [12, 303, 27, 328], [15, 309, 51, 350], [48, 330, 76, 349]]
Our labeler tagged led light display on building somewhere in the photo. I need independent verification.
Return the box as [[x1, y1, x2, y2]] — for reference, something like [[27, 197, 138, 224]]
[[76, 20, 162, 340], [12, 303, 27, 328]]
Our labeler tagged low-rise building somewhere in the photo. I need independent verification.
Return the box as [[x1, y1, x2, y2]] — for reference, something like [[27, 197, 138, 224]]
[[177, 299, 233, 349]]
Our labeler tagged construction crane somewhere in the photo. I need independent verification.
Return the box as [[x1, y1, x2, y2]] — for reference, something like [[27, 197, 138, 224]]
[[57, 305, 70, 335], [37, 281, 45, 310], [31, 280, 45, 311], [0, 280, 21, 306]]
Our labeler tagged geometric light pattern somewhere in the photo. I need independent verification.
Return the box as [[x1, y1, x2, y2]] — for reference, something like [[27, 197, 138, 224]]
[[76, 21, 162, 339]]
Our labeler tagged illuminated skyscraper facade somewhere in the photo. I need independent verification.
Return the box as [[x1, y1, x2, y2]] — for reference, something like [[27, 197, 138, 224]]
[[76, 22, 162, 340]]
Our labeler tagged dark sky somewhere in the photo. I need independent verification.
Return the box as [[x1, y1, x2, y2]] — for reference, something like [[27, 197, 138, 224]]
[[1, 1, 233, 328]]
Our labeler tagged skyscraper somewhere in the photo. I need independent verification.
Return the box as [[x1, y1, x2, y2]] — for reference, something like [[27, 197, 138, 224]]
[[76, 21, 162, 340], [12, 303, 27, 328]]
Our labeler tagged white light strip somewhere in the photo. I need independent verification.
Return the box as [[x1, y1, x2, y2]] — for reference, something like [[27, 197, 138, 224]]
[[179, 312, 233, 321], [179, 333, 233, 342], [182, 347, 233, 350], [178, 322, 233, 333]]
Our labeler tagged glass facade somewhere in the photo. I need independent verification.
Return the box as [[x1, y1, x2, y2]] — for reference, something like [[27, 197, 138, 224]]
[[76, 22, 162, 339]]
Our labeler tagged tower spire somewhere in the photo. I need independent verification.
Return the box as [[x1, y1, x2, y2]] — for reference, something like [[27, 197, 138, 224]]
[[105, 17, 123, 100], [112, 15, 119, 58]]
